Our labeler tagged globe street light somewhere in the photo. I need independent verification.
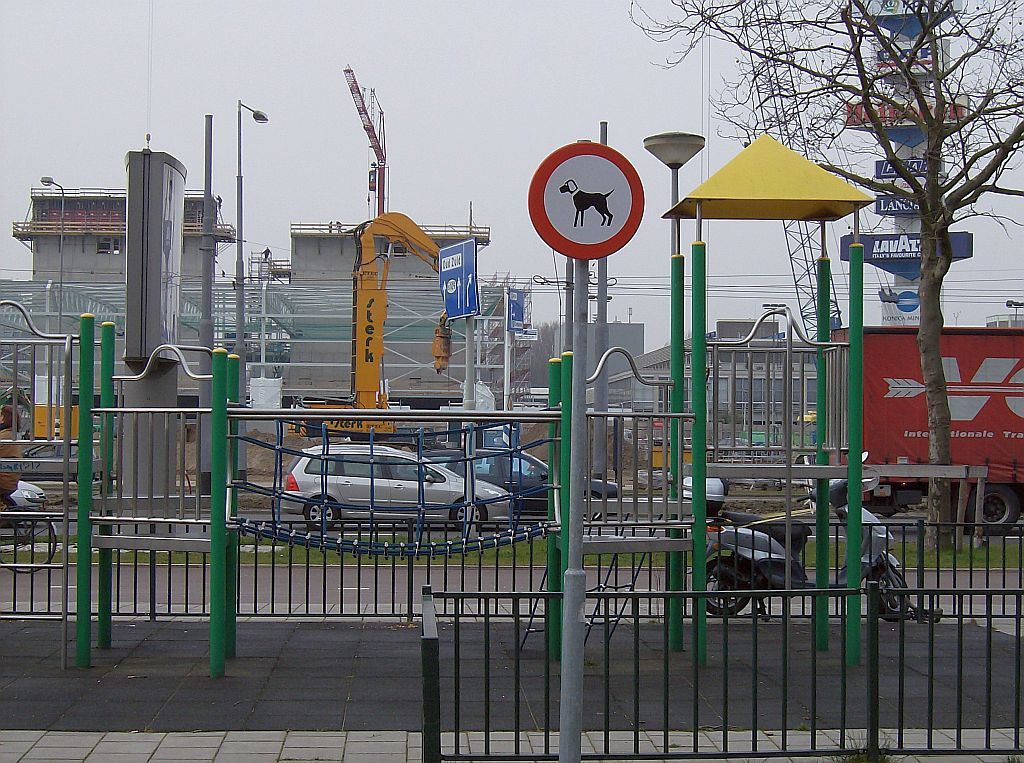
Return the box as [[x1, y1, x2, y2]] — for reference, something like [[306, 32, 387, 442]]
[[39, 176, 66, 330], [642, 132, 705, 654]]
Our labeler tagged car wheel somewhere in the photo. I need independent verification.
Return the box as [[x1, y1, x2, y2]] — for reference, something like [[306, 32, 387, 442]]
[[705, 556, 751, 617], [303, 497, 338, 531], [968, 484, 1021, 530], [449, 503, 482, 530]]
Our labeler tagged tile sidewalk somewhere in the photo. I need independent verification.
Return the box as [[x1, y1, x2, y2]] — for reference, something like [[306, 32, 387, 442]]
[[0, 730, 1020, 762]]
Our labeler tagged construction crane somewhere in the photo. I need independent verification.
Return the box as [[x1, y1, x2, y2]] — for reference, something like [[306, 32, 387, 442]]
[[344, 66, 387, 217], [735, 11, 843, 332]]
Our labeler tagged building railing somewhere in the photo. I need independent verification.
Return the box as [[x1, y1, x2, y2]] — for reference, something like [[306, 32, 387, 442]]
[[289, 221, 491, 245], [13, 220, 235, 240]]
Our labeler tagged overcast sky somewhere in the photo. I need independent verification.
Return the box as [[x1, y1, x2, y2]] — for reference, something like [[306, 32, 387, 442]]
[[3, 2, 1021, 351]]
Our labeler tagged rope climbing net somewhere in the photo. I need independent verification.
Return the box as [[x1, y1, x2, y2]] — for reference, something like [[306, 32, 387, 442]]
[[233, 418, 553, 557]]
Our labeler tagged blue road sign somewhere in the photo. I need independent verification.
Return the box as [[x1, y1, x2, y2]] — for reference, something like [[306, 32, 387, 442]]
[[506, 288, 525, 333], [874, 195, 920, 216], [438, 239, 479, 320], [874, 158, 928, 179]]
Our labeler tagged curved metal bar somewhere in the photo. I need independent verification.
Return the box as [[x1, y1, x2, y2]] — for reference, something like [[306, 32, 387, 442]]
[[0, 300, 79, 340], [113, 344, 214, 382], [709, 306, 844, 349], [586, 346, 671, 387]]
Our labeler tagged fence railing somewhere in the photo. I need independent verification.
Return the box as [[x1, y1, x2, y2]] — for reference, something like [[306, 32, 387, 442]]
[[421, 584, 1024, 761], [3, 519, 1020, 620]]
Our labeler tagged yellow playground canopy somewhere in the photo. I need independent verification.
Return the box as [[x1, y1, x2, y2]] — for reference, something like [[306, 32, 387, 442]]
[[664, 135, 872, 222]]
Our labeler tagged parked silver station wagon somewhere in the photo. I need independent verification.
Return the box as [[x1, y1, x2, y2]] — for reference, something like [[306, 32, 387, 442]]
[[284, 444, 510, 529]]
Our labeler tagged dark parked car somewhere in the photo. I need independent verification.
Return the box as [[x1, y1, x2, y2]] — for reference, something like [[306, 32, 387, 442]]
[[423, 448, 619, 518], [20, 443, 80, 483]]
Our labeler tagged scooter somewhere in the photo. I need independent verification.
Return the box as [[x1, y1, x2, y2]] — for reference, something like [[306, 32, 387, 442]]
[[704, 471, 926, 621]]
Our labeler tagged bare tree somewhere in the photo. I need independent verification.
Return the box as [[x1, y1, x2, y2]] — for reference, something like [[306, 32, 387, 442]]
[[635, 0, 1024, 543]]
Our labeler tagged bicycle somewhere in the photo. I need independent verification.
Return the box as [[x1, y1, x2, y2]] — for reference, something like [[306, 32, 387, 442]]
[[0, 508, 58, 574]]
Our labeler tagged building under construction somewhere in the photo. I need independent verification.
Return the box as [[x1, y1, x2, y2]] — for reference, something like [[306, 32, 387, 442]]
[[8, 185, 534, 408]]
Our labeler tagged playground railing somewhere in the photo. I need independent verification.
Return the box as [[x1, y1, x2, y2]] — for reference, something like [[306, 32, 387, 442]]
[[421, 584, 1024, 762], [5, 519, 1021, 621]]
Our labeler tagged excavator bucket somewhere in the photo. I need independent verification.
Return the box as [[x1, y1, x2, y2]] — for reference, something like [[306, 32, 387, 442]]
[[432, 319, 452, 373]]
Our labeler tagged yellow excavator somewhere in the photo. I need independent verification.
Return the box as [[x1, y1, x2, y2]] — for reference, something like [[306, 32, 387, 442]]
[[296, 212, 452, 434]]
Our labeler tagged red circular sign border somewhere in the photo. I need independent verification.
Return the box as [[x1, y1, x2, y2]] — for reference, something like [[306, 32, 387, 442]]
[[528, 142, 645, 261]]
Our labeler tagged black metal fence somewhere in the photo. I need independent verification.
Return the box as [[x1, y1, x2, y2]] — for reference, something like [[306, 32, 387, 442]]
[[421, 585, 1024, 761], [2, 519, 1021, 620]]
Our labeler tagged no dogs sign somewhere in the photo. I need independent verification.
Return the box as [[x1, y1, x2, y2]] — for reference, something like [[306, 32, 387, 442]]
[[528, 142, 644, 260]]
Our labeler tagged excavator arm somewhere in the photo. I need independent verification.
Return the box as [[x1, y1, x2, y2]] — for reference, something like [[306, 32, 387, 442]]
[[350, 212, 452, 410]]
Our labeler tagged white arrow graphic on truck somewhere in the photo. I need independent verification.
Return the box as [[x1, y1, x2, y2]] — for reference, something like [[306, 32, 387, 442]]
[[884, 357, 1024, 421]]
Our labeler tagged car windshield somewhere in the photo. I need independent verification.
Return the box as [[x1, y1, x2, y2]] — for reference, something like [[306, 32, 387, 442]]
[[512, 455, 544, 479]]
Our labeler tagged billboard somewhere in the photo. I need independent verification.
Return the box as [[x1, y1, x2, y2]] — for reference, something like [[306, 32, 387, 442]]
[[125, 150, 186, 362]]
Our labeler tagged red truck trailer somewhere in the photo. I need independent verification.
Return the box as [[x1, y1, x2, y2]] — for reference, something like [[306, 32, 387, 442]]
[[835, 326, 1024, 526]]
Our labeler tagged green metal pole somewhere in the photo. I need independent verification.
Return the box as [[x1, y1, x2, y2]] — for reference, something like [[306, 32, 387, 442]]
[[97, 321, 115, 650], [225, 354, 240, 659], [815, 255, 831, 652], [691, 242, 708, 665], [75, 314, 95, 668], [559, 351, 573, 587], [546, 357, 563, 660], [846, 242, 865, 666], [209, 348, 228, 678], [668, 252, 685, 652]]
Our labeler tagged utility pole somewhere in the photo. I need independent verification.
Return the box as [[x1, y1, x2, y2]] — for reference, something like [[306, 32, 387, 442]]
[[199, 114, 215, 493], [464, 203, 477, 412]]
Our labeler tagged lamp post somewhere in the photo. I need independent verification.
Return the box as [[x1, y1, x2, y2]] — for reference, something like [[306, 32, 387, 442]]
[[39, 176, 66, 331], [235, 101, 269, 387], [1006, 300, 1024, 327], [642, 132, 705, 653], [236, 101, 268, 481]]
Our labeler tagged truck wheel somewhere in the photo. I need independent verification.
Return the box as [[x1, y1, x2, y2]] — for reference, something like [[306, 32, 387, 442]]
[[968, 484, 1021, 530]]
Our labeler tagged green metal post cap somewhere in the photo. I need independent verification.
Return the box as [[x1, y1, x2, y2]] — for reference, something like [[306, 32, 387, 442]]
[[213, 347, 229, 355], [227, 353, 240, 360], [548, 357, 561, 364], [102, 321, 115, 326], [561, 351, 573, 358], [81, 313, 95, 319]]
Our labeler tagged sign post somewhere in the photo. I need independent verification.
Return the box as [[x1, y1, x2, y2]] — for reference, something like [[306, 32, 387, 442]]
[[438, 239, 480, 410], [503, 288, 527, 409], [529, 141, 643, 763]]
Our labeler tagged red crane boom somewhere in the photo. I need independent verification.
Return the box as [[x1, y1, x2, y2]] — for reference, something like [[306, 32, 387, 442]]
[[344, 66, 386, 216]]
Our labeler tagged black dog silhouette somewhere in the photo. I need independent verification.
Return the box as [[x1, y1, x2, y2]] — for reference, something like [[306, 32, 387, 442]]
[[558, 179, 614, 227]]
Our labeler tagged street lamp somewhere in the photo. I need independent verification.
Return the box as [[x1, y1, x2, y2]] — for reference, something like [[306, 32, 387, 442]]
[[642, 132, 705, 655], [39, 176, 66, 330], [1006, 300, 1024, 326], [236, 100, 269, 383], [643, 133, 706, 256], [235, 101, 268, 483]]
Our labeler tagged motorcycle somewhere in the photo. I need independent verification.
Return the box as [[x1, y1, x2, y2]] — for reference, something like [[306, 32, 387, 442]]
[[704, 470, 925, 621], [0, 481, 53, 572]]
